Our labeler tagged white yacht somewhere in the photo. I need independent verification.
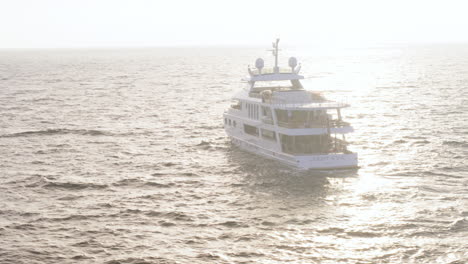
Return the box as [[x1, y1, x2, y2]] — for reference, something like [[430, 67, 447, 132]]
[[223, 39, 358, 169]]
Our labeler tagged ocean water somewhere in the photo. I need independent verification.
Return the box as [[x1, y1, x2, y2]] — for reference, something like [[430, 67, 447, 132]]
[[0, 45, 467, 264]]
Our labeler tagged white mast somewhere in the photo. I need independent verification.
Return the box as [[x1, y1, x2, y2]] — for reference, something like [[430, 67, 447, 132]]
[[272, 38, 280, 73]]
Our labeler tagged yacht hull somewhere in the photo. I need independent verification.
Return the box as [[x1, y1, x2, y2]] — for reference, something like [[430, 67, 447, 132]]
[[228, 133, 358, 170]]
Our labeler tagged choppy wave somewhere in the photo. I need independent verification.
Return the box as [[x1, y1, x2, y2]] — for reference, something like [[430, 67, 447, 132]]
[[0, 128, 112, 138], [43, 181, 108, 190], [443, 140, 468, 148]]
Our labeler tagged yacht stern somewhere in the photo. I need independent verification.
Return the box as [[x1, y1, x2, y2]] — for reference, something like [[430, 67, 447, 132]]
[[295, 153, 358, 170]]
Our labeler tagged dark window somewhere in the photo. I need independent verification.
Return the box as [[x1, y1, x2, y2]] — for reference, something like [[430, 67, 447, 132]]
[[280, 134, 331, 154], [261, 129, 276, 141], [244, 124, 259, 137], [231, 100, 242, 110]]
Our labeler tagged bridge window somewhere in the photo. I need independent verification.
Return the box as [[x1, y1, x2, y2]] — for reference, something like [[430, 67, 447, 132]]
[[247, 103, 259, 120], [231, 100, 242, 110], [275, 109, 328, 128]]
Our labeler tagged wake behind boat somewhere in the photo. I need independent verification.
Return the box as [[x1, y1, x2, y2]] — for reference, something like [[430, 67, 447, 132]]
[[223, 39, 358, 169]]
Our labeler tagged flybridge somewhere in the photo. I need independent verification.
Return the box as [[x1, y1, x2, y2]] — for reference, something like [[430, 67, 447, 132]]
[[244, 38, 304, 84]]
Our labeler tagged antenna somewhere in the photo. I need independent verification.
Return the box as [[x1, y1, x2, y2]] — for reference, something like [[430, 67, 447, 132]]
[[273, 38, 280, 73]]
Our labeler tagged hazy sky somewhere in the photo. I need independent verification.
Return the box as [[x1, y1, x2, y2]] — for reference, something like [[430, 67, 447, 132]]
[[1, 0, 468, 48]]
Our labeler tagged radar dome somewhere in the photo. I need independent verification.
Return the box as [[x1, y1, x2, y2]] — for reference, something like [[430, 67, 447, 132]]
[[255, 58, 264, 70], [288, 57, 298, 69]]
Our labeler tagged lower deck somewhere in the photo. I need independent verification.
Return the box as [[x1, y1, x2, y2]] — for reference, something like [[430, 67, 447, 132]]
[[224, 113, 358, 169], [224, 113, 352, 156], [228, 133, 358, 170]]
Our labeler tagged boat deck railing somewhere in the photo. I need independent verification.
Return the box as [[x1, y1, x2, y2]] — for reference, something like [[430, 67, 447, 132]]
[[251, 68, 294, 75], [277, 119, 350, 129], [271, 101, 349, 109]]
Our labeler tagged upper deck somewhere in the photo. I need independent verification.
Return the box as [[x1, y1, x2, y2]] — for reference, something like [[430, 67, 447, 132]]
[[233, 89, 348, 110], [227, 38, 353, 133]]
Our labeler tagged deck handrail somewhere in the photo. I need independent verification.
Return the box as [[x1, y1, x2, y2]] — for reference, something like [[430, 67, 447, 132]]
[[271, 101, 349, 109], [250, 68, 294, 75], [277, 120, 350, 129]]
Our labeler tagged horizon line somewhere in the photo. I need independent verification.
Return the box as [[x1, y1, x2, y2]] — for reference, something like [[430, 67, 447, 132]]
[[1, 40, 468, 50]]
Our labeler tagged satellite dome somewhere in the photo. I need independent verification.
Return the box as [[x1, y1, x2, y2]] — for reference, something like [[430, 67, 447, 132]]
[[288, 57, 298, 69], [255, 58, 264, 70]]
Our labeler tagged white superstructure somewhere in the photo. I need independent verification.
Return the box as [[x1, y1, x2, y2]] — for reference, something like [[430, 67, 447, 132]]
[[223, 39, 358, 169]]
